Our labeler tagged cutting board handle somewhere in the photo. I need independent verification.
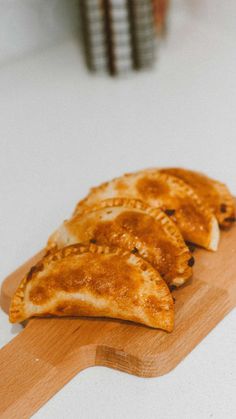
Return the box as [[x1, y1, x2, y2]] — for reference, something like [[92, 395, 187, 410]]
[[0, 319, 96, 419], [0, 250, 97, 419], [1, 223, 236, 418]]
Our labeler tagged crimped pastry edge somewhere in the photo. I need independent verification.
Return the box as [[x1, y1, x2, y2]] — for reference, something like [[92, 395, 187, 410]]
[[74, 171, 220, 251], [9, 243, 174, 327], [158, 167, 235, 228], [72, 197, 193, 286]]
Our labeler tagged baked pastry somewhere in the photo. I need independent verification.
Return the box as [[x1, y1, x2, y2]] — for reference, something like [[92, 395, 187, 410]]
[[159, 168, 235, 228], [48, 198, 193, 287], [9, 244, 174, 331], [74, 171, 219, 251]]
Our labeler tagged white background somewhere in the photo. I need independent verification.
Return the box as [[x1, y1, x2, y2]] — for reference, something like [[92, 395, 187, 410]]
[[0, 0, 79, 65], [0, 1, 236, 418]]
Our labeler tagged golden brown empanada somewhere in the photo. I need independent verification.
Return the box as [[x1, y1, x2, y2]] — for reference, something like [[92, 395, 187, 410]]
[[74, 171, 219, 251], [48, 198, 193, 287], [159, 168, 235, 228], [9, 244, 174, 331]]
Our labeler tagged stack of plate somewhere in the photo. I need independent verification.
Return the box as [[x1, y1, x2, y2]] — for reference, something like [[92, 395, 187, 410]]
[[79, 0, 156, 75]]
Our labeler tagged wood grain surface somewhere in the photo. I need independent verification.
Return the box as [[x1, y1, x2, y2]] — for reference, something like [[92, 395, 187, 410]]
[[0, 225, 236, 419]]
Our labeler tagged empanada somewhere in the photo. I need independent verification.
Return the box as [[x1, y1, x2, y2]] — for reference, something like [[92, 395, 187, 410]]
[[48, 198, 193, 287], [159, 168, 235, 228], [75, 171, 219, 251], [9, 244, 174, 331]]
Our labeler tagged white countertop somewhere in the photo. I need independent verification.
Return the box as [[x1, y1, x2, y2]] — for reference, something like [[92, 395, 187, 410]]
[[0, 1, 236, 418]]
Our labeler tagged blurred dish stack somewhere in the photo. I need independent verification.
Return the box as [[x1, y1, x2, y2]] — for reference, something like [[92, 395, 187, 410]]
[[79, 0, 169, 75]]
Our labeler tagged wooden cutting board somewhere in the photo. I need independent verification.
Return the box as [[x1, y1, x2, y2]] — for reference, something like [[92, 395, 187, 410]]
[[0, 225, 236, 419]]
